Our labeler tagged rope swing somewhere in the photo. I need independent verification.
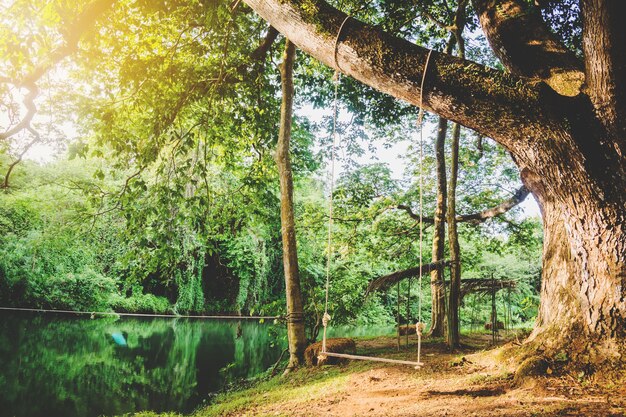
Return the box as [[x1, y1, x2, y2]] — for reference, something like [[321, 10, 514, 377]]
[[320, 16, 434, 368]]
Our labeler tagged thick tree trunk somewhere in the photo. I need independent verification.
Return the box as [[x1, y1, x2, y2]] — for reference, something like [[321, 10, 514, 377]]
[[277, 40, 307, 370], [521, 167, 626, 368], [473, 0, 626, 365], [447, 123, 462, 349], [472, 0, 583, 96], [430, 116, 448, 338]]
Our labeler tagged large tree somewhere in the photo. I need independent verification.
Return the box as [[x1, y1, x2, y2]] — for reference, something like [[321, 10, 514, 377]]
[[243, 0, 626, 366]]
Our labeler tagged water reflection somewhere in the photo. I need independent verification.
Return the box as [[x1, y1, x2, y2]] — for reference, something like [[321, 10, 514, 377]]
[[0, 313, 285, 417]]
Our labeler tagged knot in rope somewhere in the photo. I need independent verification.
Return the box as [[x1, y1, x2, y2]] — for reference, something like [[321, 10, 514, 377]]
[[322, 312, 331, 328], [415, 322, 425, 337]]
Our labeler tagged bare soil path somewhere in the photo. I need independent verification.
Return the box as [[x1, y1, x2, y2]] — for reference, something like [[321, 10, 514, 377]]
[[218, 333, 626, 417]]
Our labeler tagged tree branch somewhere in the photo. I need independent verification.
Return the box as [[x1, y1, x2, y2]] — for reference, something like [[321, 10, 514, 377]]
[[581, 0, 626, 146], [394, 185, 530, 225], [2, 127, 41, 189], [242, 0, 568, 154], [472, 0, 584, 96], [0, 84, 39, 141], [365, 260, 449, 295], [250, 26, 280, 63], [419, 9, 454, 32], [0, 0, 116, 141], [456, 185, 530, 223], [395, 204, 435, 224]]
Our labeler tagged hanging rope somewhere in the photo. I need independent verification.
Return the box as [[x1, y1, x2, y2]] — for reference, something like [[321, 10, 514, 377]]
[[333, 15, 351, 72], [416, 49, 433, 365], [322, 70, 341, 355], [321, 17, 434, 369], [322, 14, 351, 355]]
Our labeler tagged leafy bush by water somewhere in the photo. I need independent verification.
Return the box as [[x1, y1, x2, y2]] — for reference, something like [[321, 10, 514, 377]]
[[29, 269, 117, 311], [109, 292, 171, 314]]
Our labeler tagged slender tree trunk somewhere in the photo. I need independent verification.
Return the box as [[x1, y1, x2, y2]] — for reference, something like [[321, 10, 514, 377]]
[[429, 116, 448, 338], [446, 24, 466, 349], [447, 122, 462, 349], [428, 31, 458, 339], [277, 40, 307, 370]]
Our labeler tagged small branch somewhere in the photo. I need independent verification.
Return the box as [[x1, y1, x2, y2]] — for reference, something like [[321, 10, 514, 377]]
[[420, 9, 454, 31], [87, 168, 144, 231], [230, 0, 243, 12], [322, 213, 364, 223], [0, 83, 39, 141], [2, 126, 41, 189], [475, 135, 484, 159], [249, 26, 279, 63], [456, 185, 530, 224], [270, 348, 289, 376], [395, 204, 435, 224]]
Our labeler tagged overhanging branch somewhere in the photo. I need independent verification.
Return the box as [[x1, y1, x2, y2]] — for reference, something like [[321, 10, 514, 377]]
[[456, 185, 530, 224], [242, 0, 567, 152]]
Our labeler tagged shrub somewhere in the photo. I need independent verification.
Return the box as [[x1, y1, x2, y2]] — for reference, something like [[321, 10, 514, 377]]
[[29, 269, 118, 311], [109, 292, 170, 314]]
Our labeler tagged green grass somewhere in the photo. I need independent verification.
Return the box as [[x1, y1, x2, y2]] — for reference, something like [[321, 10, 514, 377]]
[[199, 366, 352, 417], [127, 364, 356, 417]]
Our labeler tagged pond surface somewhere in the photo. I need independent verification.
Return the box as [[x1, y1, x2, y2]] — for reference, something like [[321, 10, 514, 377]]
[[0, 312, 395, 417], [0, 312, 286, 417]]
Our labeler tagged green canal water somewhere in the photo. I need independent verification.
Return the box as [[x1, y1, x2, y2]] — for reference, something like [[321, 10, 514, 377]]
[[0, 312, 286, 417], [0, 312, 394, 417]]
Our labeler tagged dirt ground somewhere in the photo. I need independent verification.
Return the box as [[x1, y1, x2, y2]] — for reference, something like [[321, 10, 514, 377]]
[[229, 333, 626, 417]]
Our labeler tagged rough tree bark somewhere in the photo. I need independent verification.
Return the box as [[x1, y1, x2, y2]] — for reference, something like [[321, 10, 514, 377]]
[[277, 40, 307, 370], [244, 0, 626, 367], [474, 0, 626, 366]]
